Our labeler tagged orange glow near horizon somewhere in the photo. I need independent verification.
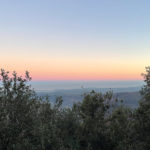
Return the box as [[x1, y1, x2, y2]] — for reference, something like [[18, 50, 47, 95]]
[[0, 62, 145, 81], [1, 63, 143, 81], [0, 53, 147, 81], [31, 70, 143, 81]]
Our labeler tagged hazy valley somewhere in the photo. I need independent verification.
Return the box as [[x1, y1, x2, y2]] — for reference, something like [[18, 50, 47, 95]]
[[37, 87, 142, 108]]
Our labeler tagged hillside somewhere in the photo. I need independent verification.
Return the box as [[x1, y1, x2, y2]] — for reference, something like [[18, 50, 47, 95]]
[[37, 88, 141, 108]]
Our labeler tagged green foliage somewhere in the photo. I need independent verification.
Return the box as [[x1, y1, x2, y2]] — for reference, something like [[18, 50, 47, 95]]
[[72, 91, 114, 150], [0, 69, 37, 149], [130, 66, 150, 150], [108, 106, 133, 150], [1, 67, 150, 150]]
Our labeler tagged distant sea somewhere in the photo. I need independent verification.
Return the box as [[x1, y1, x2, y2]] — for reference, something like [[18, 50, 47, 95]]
[[30, 80, 144, 92]]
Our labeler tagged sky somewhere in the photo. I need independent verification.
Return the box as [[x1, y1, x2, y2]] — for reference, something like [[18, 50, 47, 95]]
[[0, 0, 150, 80]]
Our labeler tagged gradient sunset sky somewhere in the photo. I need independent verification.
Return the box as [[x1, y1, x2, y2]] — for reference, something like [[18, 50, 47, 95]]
[[0, 0, 150, 80]]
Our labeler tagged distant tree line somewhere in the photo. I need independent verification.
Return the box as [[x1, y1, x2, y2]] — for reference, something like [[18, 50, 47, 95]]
[[0, 67, 150, 150]]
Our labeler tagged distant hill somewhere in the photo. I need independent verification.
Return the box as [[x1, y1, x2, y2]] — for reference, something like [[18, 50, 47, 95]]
[[114, 92, 141, 108], [37, 87, 142, 108]]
